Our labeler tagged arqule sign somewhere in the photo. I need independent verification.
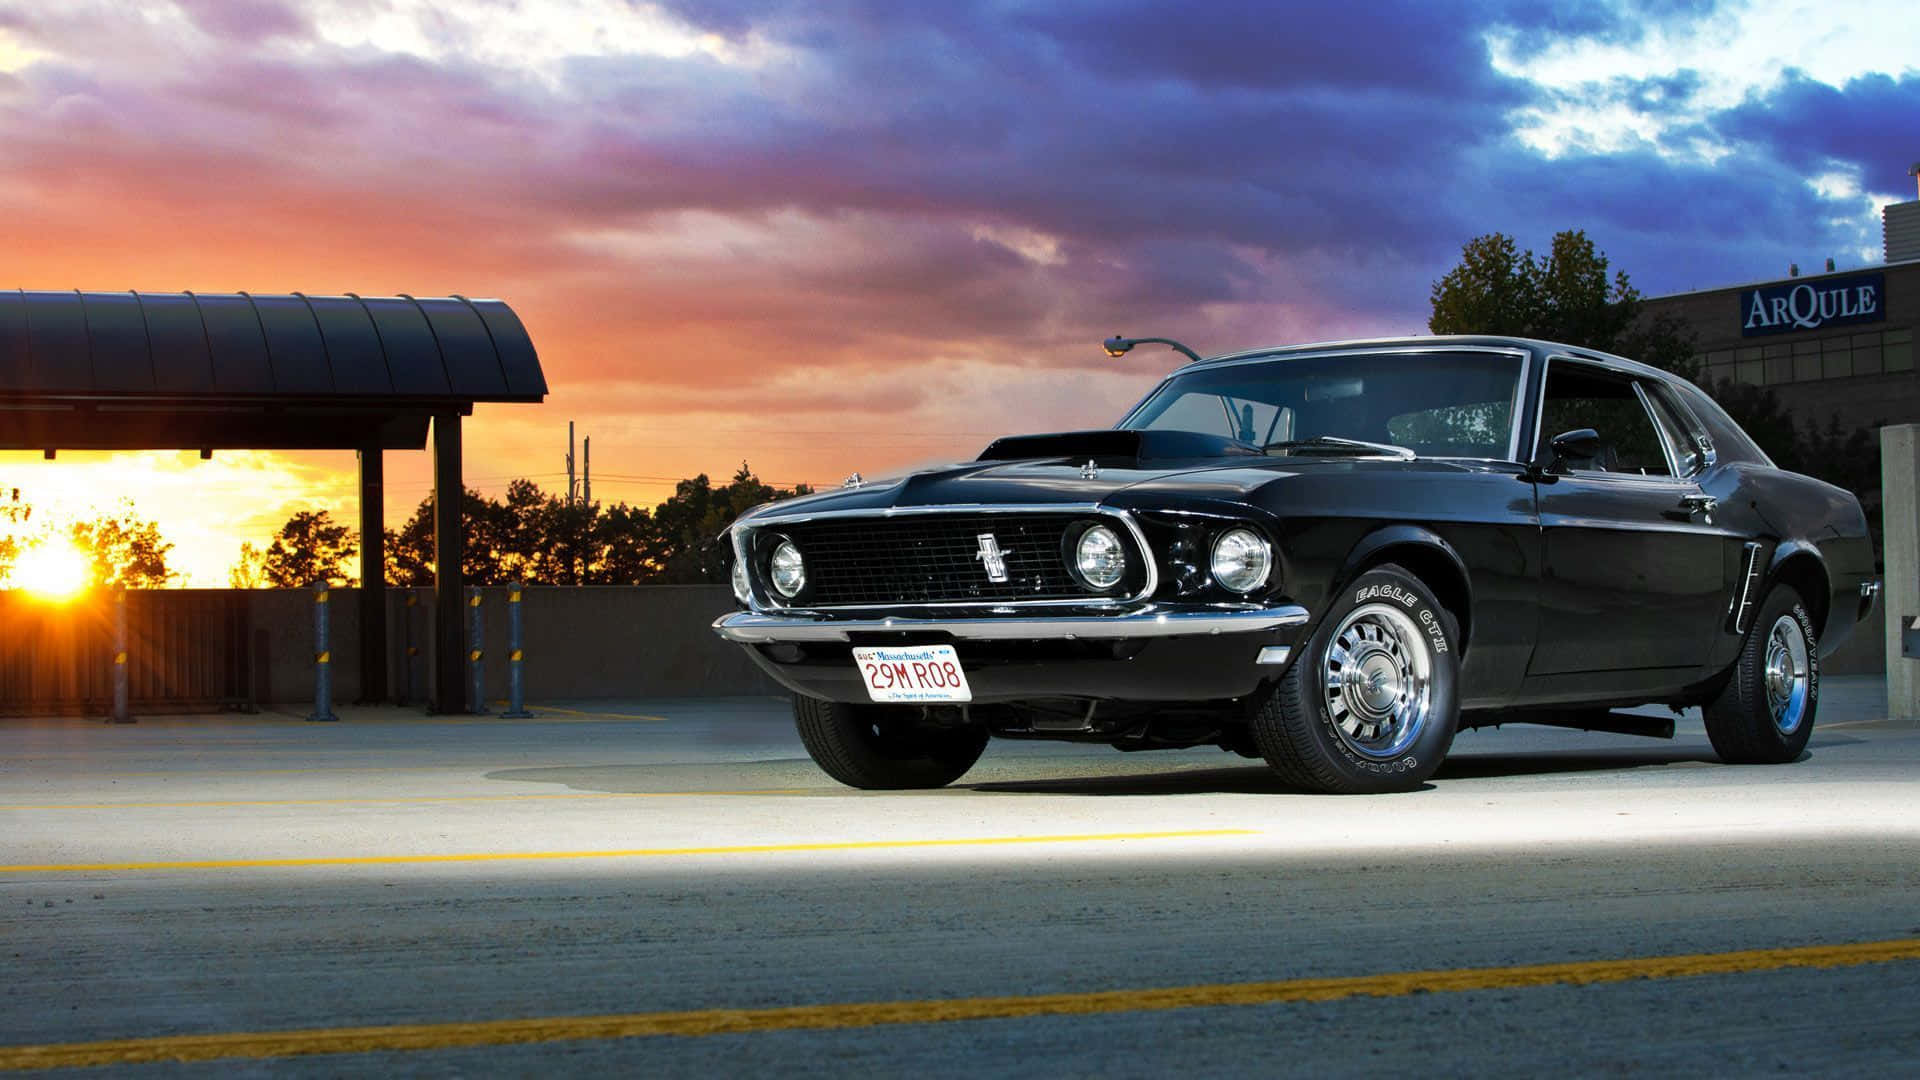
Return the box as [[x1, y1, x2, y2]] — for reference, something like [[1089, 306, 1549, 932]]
[[1742, 272, 1886, 337]]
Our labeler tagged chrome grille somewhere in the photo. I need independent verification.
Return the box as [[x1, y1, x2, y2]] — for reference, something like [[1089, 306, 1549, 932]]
[[772, 513, 1100, 606]]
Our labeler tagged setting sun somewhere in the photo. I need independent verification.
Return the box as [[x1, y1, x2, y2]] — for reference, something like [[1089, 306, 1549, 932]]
[[9, 537, 92, 601]]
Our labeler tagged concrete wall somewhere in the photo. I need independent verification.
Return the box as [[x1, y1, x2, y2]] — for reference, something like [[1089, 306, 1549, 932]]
[[1825, 612, 1885, 676], [250, 585, 779, 705], [23, 576, 1889, 709]]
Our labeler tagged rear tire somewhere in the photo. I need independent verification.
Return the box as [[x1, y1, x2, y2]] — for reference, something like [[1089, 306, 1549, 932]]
[[1704, 584, 1818, 765], [1250, 564, 1460, 794], [793, 697, 989, 789]]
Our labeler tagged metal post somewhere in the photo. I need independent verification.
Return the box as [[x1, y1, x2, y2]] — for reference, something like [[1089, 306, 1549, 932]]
[[308, 580, 338, 722], [502, 582, 531, 718], [400, 590, 418, 705], [467, 586, 489, 715], [109, 588, 133, 724]]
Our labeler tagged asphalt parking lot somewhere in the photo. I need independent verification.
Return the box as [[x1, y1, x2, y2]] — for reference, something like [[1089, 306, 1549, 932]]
[[3, 678, 1919, 1075]]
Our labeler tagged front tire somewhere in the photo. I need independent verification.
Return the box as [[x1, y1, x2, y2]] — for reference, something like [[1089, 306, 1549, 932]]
[[1250, 564, 1460, 794], [1704, 584, 1818, 764], [793, 697, 989, 789]]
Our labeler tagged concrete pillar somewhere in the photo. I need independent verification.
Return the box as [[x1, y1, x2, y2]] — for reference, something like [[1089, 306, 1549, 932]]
[[1883, 424, 1920, 719], [356, 446, 387, 704], [432, 412, 467, 714]]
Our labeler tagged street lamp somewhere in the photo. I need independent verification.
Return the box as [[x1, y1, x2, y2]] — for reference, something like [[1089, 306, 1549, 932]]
[[1102, 335, 1205, 365]]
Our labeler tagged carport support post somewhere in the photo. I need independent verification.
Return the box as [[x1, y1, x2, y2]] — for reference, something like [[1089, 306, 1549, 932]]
[[432, 411, 468, 714], [356, 446, 387, 704]]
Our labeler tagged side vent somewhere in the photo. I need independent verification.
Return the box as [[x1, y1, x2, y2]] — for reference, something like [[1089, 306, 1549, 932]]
[[1727, 542, 1765, 634]]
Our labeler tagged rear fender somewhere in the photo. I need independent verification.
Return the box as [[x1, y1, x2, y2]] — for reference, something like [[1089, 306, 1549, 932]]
[[1764, 541, 1832, 644]]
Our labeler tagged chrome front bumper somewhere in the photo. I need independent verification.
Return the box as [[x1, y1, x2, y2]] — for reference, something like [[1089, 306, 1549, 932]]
[[712, 604, 1310, 644]]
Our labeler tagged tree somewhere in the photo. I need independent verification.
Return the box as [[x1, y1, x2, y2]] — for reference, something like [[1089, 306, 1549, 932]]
[[0, 487, 29, 581], [265, 468, 810, 589], [589, 500, 665, 584], [229, 542, 267, 588], [384, 488, 510, 586], [651, 464, 812, 583], [1428, 232, 1540, 340], [259, 510, 358, 587], [70, 505, 173, 588], [1430, 229, 1687, 374]]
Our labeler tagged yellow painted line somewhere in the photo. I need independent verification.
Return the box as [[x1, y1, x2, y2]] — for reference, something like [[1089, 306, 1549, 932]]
[[2, 937, 1915, 1070], [0, 790, 809, 811], [0, 829, 1253, 875], [31, 757, 487, 772], [516, 704, 668, 723], [22, 754, 662, 777]]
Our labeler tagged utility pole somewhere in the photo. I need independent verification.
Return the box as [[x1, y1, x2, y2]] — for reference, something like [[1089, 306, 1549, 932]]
[[582, 436, 590, 507], [565, 420, 576, 507]]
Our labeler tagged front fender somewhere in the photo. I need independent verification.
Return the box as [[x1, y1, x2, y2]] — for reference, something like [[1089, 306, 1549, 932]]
[[1317, 525, 1475, 653]]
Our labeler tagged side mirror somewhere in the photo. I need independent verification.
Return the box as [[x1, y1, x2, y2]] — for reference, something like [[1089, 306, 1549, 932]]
[[1547, 428, 1602, 472]]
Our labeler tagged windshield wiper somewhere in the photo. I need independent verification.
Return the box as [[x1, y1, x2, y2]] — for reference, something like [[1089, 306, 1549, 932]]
[[1265, 436, 1417, 460]]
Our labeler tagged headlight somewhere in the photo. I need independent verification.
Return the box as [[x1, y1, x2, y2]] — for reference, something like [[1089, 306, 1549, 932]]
[[1073, 524, 1127, 590], [730, 556, 752, 605], [768, 539, 806, 598], [1210, 528, 1272, 593]]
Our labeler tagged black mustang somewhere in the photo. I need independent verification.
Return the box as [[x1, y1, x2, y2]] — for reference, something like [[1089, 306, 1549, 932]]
[[715, 336, 1878, 794]]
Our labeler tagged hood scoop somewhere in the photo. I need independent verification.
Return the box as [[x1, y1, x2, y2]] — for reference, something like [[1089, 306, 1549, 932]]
[[977, 428, 1256, 465]]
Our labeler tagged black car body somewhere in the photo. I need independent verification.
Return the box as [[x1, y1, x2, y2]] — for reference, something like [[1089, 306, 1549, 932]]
[[715, 336, 1878, 793]]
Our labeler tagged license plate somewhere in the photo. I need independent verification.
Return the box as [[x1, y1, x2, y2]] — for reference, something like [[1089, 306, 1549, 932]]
[[853, 645, 973, 703]]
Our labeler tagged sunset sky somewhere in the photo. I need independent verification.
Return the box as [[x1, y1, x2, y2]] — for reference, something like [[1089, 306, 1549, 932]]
[[0, 1, 1914, 584]]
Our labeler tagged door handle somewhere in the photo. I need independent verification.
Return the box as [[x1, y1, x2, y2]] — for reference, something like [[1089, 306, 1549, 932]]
[[1679, 494, 1717, 522]]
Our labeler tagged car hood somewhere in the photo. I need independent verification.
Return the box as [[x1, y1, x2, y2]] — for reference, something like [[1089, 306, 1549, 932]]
[[736, 429, 1481, 524]]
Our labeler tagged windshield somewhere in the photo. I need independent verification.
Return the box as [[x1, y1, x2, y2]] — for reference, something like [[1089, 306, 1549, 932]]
[[1118, 349, 1526, 460]]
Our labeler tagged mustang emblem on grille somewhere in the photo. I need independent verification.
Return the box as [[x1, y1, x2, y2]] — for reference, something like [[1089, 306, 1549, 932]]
[[974, 533, 1010, 583]]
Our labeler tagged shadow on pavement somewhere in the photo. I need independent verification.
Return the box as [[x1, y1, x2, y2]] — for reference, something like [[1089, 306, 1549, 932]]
[[1435, 747, 1720, 780], [484, 760, 822, 793], [971, 745, 1738, 795], [969, 766, 1306, 796]]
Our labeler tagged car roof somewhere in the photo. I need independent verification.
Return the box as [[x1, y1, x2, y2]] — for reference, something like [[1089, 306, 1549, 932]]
[[1194, 335, 1678, 386]]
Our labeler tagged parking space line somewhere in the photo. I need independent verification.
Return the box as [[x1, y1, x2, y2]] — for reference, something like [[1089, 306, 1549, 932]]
[[0, 791, 809, 811], [515, 705, 670, 722], [0, 829, 1256, 874], [2, 936, 1914, 1070], [8, 763, 638, 778], [12, 765, 480, 778]]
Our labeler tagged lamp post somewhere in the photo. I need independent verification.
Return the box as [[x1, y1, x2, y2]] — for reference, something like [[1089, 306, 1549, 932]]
[[1101, 335, 1206, 365]]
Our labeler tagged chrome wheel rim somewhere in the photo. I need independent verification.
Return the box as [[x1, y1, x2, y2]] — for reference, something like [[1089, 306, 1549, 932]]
[[1764, 613, 1810, 735], [1322, 602, 1433, 759]]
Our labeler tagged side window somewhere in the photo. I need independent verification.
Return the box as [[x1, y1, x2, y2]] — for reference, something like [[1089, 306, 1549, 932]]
[[1386, 399, 1515, 459], [1676, 381, 1772, 466], [1535, 363, 1672, 476], [1641, 382, 1707, 476]]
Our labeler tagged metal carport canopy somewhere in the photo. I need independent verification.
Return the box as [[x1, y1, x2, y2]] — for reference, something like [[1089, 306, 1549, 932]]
[[0, 290, 550, 714]]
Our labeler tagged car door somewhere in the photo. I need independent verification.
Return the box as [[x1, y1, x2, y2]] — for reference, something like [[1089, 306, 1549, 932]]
[[1525, 359, 1733, 676]]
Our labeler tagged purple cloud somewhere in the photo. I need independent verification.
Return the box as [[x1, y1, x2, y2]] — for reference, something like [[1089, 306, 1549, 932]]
[[175, 0, 309, 43], [1714, 71, 1920, 196]]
